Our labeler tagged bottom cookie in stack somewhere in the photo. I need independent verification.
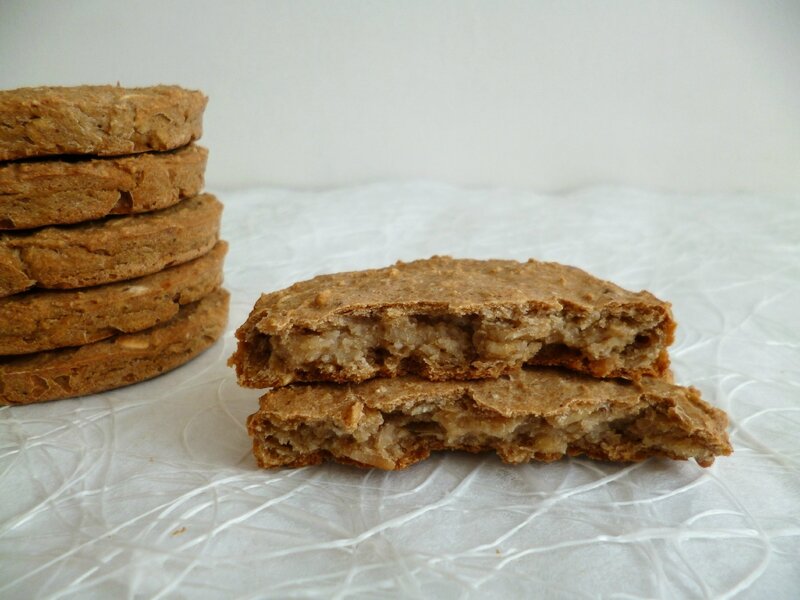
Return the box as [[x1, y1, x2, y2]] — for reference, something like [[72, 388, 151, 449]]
[[0, 288, 229, 405]]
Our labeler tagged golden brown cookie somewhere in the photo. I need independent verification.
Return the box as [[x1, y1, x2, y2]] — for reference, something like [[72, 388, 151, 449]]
[[0, 193, 222, 298], [0, 241, 226, 355], [0, 288, 229, 405], [0, 85, 206, 161], [0, 145, 207, 230], [248, 367, 732, 470], [231, 256, 675, 388]]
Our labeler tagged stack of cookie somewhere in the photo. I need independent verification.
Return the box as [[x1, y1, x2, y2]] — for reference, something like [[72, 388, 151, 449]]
[[231, 257, 731, 470], [0, 85, 229, 405]]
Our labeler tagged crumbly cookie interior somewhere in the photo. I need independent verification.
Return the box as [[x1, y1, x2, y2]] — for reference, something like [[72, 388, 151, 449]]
[[247, 306, 668, 385], [250, 391, 720, 470]]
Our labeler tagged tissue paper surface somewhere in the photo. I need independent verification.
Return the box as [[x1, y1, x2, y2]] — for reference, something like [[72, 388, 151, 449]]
[[1, 183, 798, 598]]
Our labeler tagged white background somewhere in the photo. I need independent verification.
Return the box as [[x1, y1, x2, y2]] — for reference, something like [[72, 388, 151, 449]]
[[1, 0, 799, 194]]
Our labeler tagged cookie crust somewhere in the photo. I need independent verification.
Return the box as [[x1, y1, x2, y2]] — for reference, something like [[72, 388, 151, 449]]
[[0, 85, 206, 161], [248, 367, 732, 470], [0, 145, 207, 230], [0, 288, 229, 405], [0, 193, 222, 297]]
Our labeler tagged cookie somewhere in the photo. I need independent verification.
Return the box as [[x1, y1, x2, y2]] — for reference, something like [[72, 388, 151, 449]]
[[0, 144, 207, 230], [0, 85, 206, 161], [0, 193, 222, 297], [0, 241, 226, 355], [0, 288, 229, 405], [248, 367, 732, 470], [230, 256, 675, 388]]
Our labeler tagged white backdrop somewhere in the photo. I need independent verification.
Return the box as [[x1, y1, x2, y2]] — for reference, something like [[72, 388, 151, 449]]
[[1, 0, 799, 194]]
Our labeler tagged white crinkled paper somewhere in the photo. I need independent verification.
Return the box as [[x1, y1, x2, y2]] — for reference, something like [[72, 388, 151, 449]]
[[1, 183, 799, 598]]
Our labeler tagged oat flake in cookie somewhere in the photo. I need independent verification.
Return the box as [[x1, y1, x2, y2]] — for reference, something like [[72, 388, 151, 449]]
[[230, 256, 676, 387], [0, 85, 207, 161]]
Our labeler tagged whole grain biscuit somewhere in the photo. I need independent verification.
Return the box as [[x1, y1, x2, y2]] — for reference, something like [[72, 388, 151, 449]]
[[0, 193, 222, 297], [248, 367, 732, 470], [0, 241, 226, 355], [0, 145, 207, 230], [0, 85, 206, 161], [231, 256, 675, 387], [0, 288, 229, 405]]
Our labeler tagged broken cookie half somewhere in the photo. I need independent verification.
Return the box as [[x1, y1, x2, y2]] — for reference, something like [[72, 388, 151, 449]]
[[247, 367, 732, 470], [231, 256, 675, 387]]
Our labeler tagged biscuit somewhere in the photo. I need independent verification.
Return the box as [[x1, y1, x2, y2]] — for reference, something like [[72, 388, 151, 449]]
[[231, 256, 675, 387], [0, 85, 206, 161], [247, 367, 732, 470], [0, 145, 207, 230], [0, 193, 221, 297], [0, 241, 226, 355], [0, 288, 229, 405]]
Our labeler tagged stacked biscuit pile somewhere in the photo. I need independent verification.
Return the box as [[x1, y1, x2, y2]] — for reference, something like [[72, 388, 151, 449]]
[[0, 85, 229, 405], [231, 257, 732, 470]]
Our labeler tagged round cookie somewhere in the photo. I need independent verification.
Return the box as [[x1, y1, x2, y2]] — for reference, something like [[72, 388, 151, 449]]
[[0, 85, 207, 161], [0, 241, 227, 355], [0, 193, 222, 298], [0, 288, 229, 405], [0, 145, 207, 230]]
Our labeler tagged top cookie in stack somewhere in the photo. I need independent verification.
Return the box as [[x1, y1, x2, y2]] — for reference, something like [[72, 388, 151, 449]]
[[0, 85, 229, 405]]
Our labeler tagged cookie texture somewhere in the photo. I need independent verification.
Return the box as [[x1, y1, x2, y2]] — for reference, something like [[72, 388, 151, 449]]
[[231, 256, 675, 387], [0, 241, 226, 355], [0, 288, 229, 405], [0, 145, 207, 230], [0, 193, 222, 297], [248, 367, 732, 470], [0, 85, 206, 161]]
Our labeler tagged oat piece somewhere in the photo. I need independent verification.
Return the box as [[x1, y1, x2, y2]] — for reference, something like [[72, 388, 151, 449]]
[[0, 193, 221, 297], [0, 288, 229, 405], [0, 144, 207, 230], [231, 257, 675, 387], [0, 241, 226, 355], [248, 367, 732, 470], [0, 85, 206, 161]]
